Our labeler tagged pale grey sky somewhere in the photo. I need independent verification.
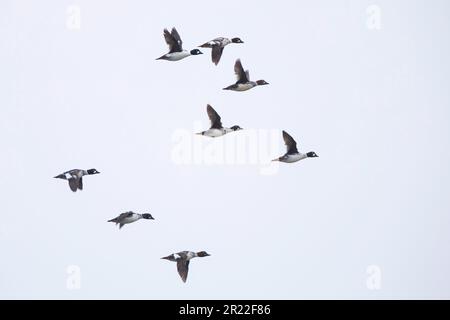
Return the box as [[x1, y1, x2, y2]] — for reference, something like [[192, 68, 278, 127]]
[[1, 0, 450, 299]]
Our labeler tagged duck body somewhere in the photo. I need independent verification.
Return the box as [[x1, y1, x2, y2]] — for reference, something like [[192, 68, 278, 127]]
[[156, 27, 203, 61], [272, 131, 318, 163], [157, 50, 192, 61], [223, 82, 257, 92], [108, 211, 154, 229], [199, 37, 243, 65], [223, 59, 268, 91], [277, 153, 308, 163], [161, 250, 211, 282], [54, 168, 100, 192], [200, 37, 232, 48], [197, 104, 242, 138]]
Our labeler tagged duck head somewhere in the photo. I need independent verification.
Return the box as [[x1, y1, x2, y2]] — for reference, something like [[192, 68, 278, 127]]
[[196, 251, 211, 257], [256, 80, 269, 86], [190, 49, 203, 55], [142, 213, 154, 220], [87, 168, 100, 175]]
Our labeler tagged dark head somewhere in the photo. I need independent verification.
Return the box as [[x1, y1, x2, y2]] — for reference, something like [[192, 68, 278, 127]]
[[230, 125, 243, 131], [142, 213, 154, 220], [196, 251, 211, 257], [307, 152, 318, 158], [231, 37, 244, 44], [190, 49, 203, 55], [87, 168, 100, 175], [256, 80, 269, 86]]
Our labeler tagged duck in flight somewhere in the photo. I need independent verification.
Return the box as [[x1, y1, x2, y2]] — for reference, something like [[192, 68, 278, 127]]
[[108, 211, 154, 229], [54, 168, 100, 192], [196, 104, 242, 137], [156, 27, 203, 61], [199, 37, 244, 65], [272, 131, 318, 163], [161, 251, 211, 283], [223, 59, 269, 91]]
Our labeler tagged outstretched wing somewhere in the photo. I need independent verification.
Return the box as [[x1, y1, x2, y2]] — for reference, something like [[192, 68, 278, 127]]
[[78, 177, 83, 190], [177, 260, 190, 283], [68, 178, 78, 192], [211, 46, 224, 65], [282, 131, 299, 154], [207, 104, 222, 129], [163, 27, 183, 53], [234, 59, 249, 84]]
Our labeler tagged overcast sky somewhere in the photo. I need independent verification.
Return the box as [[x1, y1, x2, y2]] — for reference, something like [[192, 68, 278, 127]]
[[1, 0, 450, 299]]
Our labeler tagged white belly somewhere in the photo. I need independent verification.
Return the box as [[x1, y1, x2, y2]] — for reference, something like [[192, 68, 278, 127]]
[[165, 51, 190, 61], [284, 153, 306, 163], [122, 215, 140, 224], [235, 83, 255, 91], [203, 128, 225, 137]]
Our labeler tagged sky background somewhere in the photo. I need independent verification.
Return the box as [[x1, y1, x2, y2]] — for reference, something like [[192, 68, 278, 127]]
[[1, 0, 450, 299]]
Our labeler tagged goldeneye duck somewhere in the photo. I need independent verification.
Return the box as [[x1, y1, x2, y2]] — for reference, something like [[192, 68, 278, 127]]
[[196, 104, 242, 137], [272, 131, 318, 163], [223, 59, 269, 91], [199, 37, 244, 65], [156, 27, 203, 61], [161, 251, 210, 283], [54, 168, 100, 192], [108, 211, 154, 229]]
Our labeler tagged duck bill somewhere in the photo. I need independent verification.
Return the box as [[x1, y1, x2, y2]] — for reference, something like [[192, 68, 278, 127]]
[[272, 158, 280, 162]]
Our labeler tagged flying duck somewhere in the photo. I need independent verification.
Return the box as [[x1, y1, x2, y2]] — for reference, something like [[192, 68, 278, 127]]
[[223, 59, 269, 91], [199, 37, 244, 65], [156, 27, 203, 61], [272, 131, 318, 163], [161, 251, 211, 283], [196, 104, 242, 137], [108, 211, 154, 229], [54, 168, 100, 192]]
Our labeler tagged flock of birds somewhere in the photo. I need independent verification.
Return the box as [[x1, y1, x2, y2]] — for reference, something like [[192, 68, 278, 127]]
[[54, 27, 318, 283]]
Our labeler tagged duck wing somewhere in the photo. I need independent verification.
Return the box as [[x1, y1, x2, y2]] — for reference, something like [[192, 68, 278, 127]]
[[177, 259, 190, 283], [234, 59, 249, 84], [207, 104, 223, 129], [282, 130, 299, 154], [163, 27, 183, 53], [211, 46, 224, 65], [68, 178, 78, 192]]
